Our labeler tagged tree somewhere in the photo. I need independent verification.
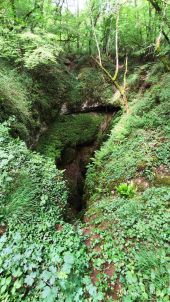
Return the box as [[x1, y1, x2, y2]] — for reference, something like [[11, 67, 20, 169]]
[[147, 0, 170, 44], [91, 3, 129, 113]]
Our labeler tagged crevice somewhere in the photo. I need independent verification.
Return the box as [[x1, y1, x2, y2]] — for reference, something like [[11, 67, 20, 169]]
[[65, 104, 120, 115], [57, 141, 95, 214], [56, 112, 115, 217]]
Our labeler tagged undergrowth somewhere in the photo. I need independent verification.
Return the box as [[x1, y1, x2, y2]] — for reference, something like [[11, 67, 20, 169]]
[[0, 122, 103, 302], [86, 72, 170, 197], [85, 187, 169, 301]]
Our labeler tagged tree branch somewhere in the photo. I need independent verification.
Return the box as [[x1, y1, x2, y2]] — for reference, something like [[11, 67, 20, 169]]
[[112, 11, 119, 81]]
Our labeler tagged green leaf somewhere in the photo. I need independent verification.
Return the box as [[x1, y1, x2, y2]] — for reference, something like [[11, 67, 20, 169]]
[[123, 297, 133, 302], [64, 253, 74, 265], [0, 284, 7, 294], [42, 286, 51, 298], [41, 270, 51, 282], [14, 279, 22, 289], [126, 271, 137, 284], [25, 272, 36, 286]]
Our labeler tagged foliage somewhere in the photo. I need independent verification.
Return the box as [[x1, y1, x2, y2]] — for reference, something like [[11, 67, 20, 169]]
[[0, 60, 33, 139], [0, 57, 81, 142], [0, 1, 170, 301], [84, 66, 170, 300], [86, 69, 170, 197], [0, 221, 92, 302], [0, 121, 67, 223], [85, 187, 169, 301], [77, 66, 113, 105], [0, 0, 169, 143], [1, 0, 169, 64], [0, 122, 102, 301], [0, 28, 61, 69]]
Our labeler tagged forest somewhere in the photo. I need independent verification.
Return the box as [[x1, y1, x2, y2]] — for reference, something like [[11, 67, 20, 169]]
[[0, 0, 169, 301]]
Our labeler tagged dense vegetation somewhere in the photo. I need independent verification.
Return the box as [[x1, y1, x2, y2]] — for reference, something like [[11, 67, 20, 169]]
[[85, 65, 170, 301], [37, 113, 104, 160], [0, 0, 169, 301]]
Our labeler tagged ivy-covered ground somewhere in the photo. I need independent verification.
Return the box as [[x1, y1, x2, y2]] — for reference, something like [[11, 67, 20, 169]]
[[0, 122, 103, 302], [84, 67, 170, 301]]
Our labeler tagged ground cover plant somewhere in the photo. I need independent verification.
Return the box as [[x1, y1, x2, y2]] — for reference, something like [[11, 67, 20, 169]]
[[84, 66, 170, 301], [0, 122, 104, 302]]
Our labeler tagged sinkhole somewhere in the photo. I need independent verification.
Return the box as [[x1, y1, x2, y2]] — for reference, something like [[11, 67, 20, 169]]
[[57, 111, 117, 214]]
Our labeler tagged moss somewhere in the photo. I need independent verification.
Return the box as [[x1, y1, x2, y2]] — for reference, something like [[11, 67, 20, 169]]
[[154, 174, 170, 186], [136, 161, 148, 172], [37, 113, 104, 161]]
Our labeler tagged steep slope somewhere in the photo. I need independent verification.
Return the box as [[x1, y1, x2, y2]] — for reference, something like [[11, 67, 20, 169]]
[[0, 57, 83, 144], [0, 122, 91, 302], [84, 65, 170, 301]]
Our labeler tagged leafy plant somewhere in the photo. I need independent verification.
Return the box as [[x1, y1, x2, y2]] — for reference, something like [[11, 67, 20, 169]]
[[115, 183, 136, 198], [0, 122, 101, 301]]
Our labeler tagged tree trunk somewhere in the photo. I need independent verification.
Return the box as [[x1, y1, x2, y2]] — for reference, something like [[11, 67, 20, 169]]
[[148, 0, 170, 44]]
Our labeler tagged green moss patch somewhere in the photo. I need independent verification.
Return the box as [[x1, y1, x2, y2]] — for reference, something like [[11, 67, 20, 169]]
[[37, 113, 104, 160]]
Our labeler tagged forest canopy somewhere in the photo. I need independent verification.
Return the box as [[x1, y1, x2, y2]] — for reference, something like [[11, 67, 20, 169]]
[[0, 0, 170, 64]]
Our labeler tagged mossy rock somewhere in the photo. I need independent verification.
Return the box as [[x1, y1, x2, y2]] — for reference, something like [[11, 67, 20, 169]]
[[130, 177, 150, 192], [154, 174, 170, 186]]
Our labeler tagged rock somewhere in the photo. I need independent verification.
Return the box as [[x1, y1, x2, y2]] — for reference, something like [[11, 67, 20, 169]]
[[60, 103, 69, 115], [131, 177, 150, 192], [137, 161, 148, 172], [154, 174, 170, 186], [153, 165, 170, 186], [0, 225, 7, 236]]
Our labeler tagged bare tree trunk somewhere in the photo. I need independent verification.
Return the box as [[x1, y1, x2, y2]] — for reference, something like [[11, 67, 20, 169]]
[[91, 15, 102, 65], [113, 12, 119, 81], [106, 20, 112, 56], [102, 16, 112, 54]]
